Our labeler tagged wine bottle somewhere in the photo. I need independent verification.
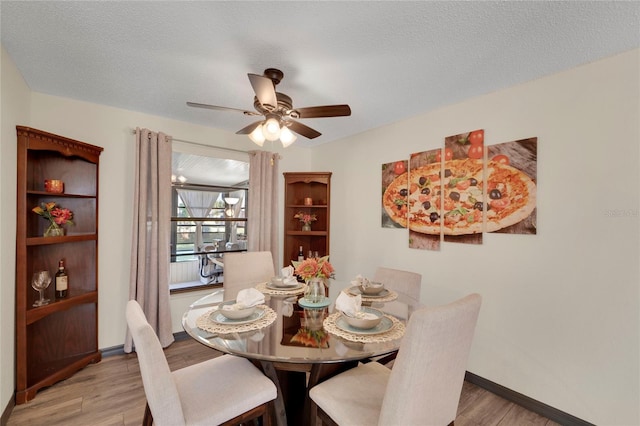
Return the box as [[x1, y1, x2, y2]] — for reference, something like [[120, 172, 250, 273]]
[[55, 260, 68, 298], [297, 245, 304, 261]]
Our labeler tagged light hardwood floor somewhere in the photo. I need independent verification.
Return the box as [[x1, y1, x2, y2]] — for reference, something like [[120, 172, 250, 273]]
[[7, 338, 559, 426]]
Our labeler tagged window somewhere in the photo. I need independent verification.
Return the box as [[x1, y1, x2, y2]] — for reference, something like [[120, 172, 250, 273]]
[[171, 184, 248, 262], [169, 145, 249, 292]]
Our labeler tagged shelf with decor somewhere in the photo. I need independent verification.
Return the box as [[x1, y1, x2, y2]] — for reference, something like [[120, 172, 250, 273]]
[[15, 126, 103, 404], [283, 172, 331, 267]]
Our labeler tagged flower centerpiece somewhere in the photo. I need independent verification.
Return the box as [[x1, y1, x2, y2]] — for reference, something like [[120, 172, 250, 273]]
[[292, 256, 335, 303], [294, 211, 317, 231], [32, 202, 74, 237]]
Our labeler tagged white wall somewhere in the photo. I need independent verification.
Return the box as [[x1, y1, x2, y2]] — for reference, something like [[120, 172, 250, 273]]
[[0, 47, 31, 415], [312, 49, 640, 425]]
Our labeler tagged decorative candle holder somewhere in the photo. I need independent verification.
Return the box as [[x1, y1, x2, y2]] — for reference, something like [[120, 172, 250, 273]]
[[304, 197, 313, 206], [44, 179, 64, 193]]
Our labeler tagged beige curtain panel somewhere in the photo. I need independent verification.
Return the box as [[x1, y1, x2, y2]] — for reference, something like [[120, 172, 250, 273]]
[[247, 151, 279, 270], [124, 128, 174, 352]]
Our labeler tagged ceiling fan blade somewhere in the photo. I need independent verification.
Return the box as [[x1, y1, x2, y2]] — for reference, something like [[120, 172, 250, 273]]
[[287, 120, 322, 139], [248, 74, 278, 111], [236, 121, 263, 135], [293, 104, 351, 119], [186, 102, 259, 116]]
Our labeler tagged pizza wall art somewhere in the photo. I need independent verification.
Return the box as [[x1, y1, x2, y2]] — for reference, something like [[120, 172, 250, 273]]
[[380, 131, 538, 250], [381, 160, 408, 229]]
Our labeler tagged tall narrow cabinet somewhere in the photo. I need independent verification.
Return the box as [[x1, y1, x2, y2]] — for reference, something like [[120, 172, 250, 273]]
[[283, 172, 331, 266], [15, 126, 103, 404]]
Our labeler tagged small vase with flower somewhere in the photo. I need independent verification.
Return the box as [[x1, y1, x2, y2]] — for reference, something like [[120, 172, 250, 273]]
[[294, 211, 317, 231], [32, 202, 74, 237], [292, 256, 335, 303]]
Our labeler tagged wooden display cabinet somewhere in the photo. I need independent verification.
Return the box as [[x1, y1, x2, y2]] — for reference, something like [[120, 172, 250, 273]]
[[15, 126, 103, 404], [283, 172, 331, 267]]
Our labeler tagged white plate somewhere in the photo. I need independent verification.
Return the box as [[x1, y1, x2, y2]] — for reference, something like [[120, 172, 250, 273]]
[[210, 306, 266, 325], [335, 314, 394, 335], [347, 286, 391, 298], [266, 282, 304, 291]]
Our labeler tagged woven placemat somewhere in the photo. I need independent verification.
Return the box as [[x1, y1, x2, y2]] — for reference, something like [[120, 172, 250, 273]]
[[256, 281, 306, 296], [196, 305, 277, 335], [323, 312, 405, 343]]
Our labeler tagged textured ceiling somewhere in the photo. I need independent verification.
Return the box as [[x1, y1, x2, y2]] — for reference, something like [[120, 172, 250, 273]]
[[1, 1, 639, 148]]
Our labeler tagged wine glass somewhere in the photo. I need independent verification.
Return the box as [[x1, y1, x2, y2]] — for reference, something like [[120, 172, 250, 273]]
[[32, 270, 52, 307]]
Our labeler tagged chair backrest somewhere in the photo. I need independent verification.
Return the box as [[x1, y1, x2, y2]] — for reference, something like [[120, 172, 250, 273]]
[[378, 293, 482, 426], [373, 267, 422, 301], [126, 300, 186, 426], [223, 251, 275, 301]]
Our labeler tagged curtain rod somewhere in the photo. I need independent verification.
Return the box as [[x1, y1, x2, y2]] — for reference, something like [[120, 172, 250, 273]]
[[131, 129, 249, 154]]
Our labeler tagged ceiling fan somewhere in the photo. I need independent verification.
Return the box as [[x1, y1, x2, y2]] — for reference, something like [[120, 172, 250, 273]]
[[187, 68, 351, 146]]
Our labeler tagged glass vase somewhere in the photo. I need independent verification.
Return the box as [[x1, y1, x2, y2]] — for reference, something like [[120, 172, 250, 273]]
[[302, 223, 311, 231], [304, 278, 326, 303], [44, 223, 64, 237]]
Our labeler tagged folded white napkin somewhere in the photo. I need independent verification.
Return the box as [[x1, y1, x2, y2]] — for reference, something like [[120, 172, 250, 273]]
[[280, 265, 298, 286], [336, 291, 361, 317], [336, 291, 379, 320], [281, 265, 294, 277], [350, 274, 371, 288], [223, 288, 265, 310]]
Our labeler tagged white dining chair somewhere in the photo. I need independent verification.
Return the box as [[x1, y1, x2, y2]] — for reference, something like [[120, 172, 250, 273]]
[[370, 267, 423, 367], [309, 293, 482, 426], [223, 251, 276, 301], [373, 266, 422, 301], [126, 300, 277, 426]]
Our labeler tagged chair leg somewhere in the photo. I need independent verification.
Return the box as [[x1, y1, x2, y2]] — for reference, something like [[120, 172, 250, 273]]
[[316, 405, 338, 426], [142, 402, 153, 426]]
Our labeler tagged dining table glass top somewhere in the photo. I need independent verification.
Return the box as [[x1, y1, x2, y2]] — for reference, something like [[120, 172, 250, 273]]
[[181, 282, 422, 364]]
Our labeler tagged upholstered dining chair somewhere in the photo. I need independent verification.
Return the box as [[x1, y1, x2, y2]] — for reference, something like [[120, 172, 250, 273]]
[[373, 266, 422, 302], [126, 300, 277, 426], [223, 251, 276, 301], [309, 293, 482, 426]]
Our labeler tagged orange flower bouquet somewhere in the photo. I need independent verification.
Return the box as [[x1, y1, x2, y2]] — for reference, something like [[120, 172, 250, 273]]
[[33, 202, 74, 237], [292, 256, 335, 282], [294, 211, 317, 225]]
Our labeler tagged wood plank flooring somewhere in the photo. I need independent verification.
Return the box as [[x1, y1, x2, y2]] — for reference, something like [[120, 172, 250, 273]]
[[7, 338, 560, 426]]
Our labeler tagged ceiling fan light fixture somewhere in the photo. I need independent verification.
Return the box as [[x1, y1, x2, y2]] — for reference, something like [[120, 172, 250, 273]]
[[280, 126, 297, 147], [248, 125, 265, 146], [263, 117, 281, 141]]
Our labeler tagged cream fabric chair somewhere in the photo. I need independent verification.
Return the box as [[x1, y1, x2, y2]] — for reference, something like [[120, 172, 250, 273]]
[[126, 300, 277, 426], [223, 251, 275, 301], [373, 266, 422, 302], [309, 293, 482, 426]]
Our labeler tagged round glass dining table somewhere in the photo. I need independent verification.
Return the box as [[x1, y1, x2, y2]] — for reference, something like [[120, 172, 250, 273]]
[[182, 282, 421, 426]]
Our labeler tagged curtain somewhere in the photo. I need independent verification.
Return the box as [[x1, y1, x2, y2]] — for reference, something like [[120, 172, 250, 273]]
[[248, 151, 279, 270], [176, 189, 220, 250], [124, 128, 174, 352]]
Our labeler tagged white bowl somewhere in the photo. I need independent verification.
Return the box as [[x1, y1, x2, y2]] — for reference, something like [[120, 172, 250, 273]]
[[359, 282, 385, 295], [270, 277, 285, 287], [219, 301, 256, 320], [342, 307, 384, 329]]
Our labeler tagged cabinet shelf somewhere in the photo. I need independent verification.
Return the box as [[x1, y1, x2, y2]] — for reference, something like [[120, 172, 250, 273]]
[[287, 204, 328, 208], [286, 231, 328, 236], [26, 233, 97, 246], [283, 172, 331, 267], [15, 126, 102, 404], [27, 190, 97, 199], [26, 290, 98, 324]]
